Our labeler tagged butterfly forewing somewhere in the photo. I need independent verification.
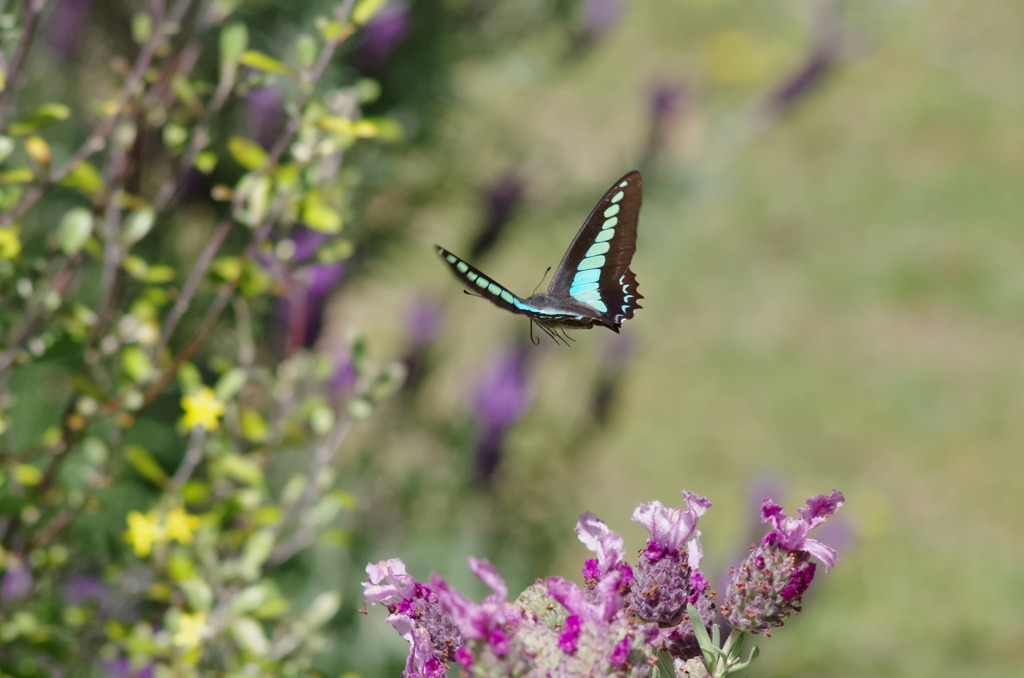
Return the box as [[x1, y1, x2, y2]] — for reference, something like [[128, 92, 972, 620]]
[[547, 171, 644, 328], [435, 245, 536, 316]]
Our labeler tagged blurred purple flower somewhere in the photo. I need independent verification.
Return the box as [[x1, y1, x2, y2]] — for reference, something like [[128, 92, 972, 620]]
[[43, 0, 94, 60], [104, 658, 154, 678], [408, 297, 442, 348], [357, 1, 411, 75], [246, 86, 285, 150], [64, 575, 106, 606], [274, 228, 346, 354], [400, 297, 444, 395], [641, 82, 690, 170], [471, 344, 533, 480], [763, 2, 843, 118], [569, 0, 623, 54], [1, 557, 32, 600], [470, 174, 526, 260]]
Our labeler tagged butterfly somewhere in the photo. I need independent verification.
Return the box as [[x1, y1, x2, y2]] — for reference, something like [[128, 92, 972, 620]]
[[436, 171, 643, 344]]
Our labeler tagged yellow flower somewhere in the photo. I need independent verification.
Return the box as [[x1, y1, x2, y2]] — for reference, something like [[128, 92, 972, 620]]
[[125, 510, 163, 558], [180, 387, 225, 431], [0, 225, 21, 259], [165, 507, 201, 545], [172, 611, 207, 649]]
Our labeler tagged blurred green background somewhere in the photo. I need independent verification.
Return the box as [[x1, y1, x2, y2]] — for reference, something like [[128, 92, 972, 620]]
[[346, 1, 1024, 676]]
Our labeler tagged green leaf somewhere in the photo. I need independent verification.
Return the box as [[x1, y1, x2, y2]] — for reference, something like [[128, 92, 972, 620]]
[[9, 103, 71, 134], [215, 368, 246, 401], [121, 345, 154, 381], [216, 453, 264, 486], [59, 161, 103, 193], [230, 616, 270, 655], [239, 50, 295, 76], [122, 207, 155, 246], [241, 529, 275, 579], [302, 591, 340, 630], [125, 444, 168, 485], [296, 33, 317, 70], [229, 583, 271, 617], [14, 464, 43, 486], [179, 578, 213, 612], [195, 150, 217, 173], [131, 12, 152, 44], [301, 191, 342, 233], [0, 168, 34, 183], [220, 23, 249, 80], [352, 0, 388, 25], [0, 136, 15, 163], [143, 265, 176, 284], [59, 207, 94, 256], [239, 407, 269, 442], [227, 136, 270, 171]]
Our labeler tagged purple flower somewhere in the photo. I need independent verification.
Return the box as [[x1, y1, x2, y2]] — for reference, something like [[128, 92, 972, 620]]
[[641, 82, 690, 169], [357, 1, 410, 74], [273, 228, 346, 353], [104, 658, 154, 678], [574, 511, 630, 587], [763, 3, 843, 117], [430, 558, 519, 646], [626, 492, 714, 659], [43, 0, 94, 60], [246, 86, 285, 149], [761, 490, 844, 571], [632, 490, 710, 565], [1, 558, 32, 600], [400, 297, 443, 395], [721, 491, 845, 635], [470, 174, 526, 260], [570, 0, 623, 53], [472, 344, 533, 480], [363, 559, 464, 676]]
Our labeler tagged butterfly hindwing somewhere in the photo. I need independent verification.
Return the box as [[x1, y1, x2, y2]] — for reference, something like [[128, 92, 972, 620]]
[[547, 171, 644, 329]]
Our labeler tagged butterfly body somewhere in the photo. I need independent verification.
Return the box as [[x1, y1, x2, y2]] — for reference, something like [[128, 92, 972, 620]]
[[436, 171, 643, 341]]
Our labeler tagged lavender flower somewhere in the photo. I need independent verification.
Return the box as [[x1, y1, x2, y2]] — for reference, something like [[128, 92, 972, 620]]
[[640, 82, 690, 171], [366, 488, 846, 675], [356, 1, 411, 75], [363, 558, 463, 677], [400, 297, 443, 395], [246, 86, 286, 150], [469, 174, 525, 260], [570, 0, 624, 55], [471, 343, 533, 481], [273, 228, 346, 354], [43, 0, 94, 60], [1, 557, 32, 600], [722, 490, 845, 635], [762, 2, 843, 118], [627, 491, 715, 660]]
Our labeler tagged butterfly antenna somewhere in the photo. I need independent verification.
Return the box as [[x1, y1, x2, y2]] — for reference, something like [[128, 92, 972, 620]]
[[531, 266, 552, 296]]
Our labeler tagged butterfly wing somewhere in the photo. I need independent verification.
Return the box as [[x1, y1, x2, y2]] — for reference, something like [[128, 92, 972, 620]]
[[547, 171, 644, 330], [435, 245, 539, 316]]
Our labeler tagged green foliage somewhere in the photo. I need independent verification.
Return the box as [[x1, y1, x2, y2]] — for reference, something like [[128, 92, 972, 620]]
[[0, 2, 405, 676]]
